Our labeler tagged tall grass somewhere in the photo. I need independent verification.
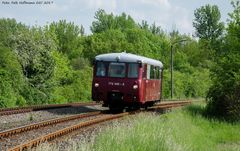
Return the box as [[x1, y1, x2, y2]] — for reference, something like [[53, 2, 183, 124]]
[[92, 105, 240, 151], [35, 104, 240, 151]]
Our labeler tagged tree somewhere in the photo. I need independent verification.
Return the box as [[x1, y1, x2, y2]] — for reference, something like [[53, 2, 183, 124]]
[[193, 4, 224, 40], [193, 4, 224, 50], [90, 9, 136, 33], [150, 22, 164, 36], [81, 29, 128, 60], [0, 18, 26, 47], [11, 28, 56, 86], [206, 1, 240, 122], [139, 20, 149, 30], [0, 45, 26, 107], [139, 21, 164, 36], [9, 27, 56, 104], [47, 20, 83, 58]]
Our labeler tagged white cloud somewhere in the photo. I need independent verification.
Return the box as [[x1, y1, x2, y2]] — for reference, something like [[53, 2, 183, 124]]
[[71, 0, 117, 12], [140, 0, 171, 9], [40, 3, 69, 12], [0, 12, 14, 18], [128, 10, 146, 22], [40, 0, 117, 14], [112, 0, 191, 34], [176, 16, 193, 34], [171, 6, 193, 34]]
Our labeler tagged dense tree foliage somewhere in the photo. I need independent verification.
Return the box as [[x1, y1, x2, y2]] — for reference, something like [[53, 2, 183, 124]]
[[0, 18, 26, 47], [0, 46, 25, 107], [0, 19, 91, 106], [193, 4, 225, 62], [193, 5, 224, 45], [206, 1, 240, 121], [47, 20, 84, 58], [91, 9, 137, 33]]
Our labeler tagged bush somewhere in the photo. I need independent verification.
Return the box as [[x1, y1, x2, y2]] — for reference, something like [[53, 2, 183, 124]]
[[206, 54, 240, 122], [0, 46, 26, 107], [49, 51, 93, 103], [206, 1, 240, 122], [163, 69, 211, 99]]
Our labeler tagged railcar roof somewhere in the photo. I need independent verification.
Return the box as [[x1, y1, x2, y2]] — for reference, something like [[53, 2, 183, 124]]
[[95, 52, 163, 68]]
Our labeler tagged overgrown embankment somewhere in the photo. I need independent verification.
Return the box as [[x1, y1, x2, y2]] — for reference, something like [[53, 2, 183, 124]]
[[89, 104, 240, 151]]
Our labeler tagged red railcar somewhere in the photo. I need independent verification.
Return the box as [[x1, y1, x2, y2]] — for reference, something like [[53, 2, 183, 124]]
[[92, 52, 163, 111]]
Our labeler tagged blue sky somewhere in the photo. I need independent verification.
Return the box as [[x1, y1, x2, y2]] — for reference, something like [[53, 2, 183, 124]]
[[0, 0, 233, 35]]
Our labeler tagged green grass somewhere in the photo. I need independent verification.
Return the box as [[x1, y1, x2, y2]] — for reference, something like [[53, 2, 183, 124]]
[[36, 104, 240, 151], [92, 105, 240, 151]]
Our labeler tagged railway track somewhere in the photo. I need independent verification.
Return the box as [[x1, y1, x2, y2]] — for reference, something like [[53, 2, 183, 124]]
[[152, 100, 191, 109], [0, 111, 102, 138], [0, 111, 105, 151], [0, 100, 191, 151], [0, 102, 98, 116]]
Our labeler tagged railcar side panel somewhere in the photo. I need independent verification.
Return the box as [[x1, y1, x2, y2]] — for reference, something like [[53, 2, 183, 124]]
[[142, 64, 161, 102]]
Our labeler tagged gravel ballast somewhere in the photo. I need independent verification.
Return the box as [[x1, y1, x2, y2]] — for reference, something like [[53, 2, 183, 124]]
[[0, 105, 105, 131]]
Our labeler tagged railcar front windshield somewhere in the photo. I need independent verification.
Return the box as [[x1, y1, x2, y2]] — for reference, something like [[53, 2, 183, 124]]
[[108, 62, 126, 78], [128, 63, 139, 78], [96, 62, 106, 77]]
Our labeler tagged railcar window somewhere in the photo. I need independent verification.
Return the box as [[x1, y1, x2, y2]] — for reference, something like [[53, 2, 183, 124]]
[[156, 67, 160, 79], [159, 69, 162, 79], [147, 65, 151, 79], [150, 65, 155, 79], [128, 63, 139, 78], [96, 62, 106, 77], [108, 63, 126, 78]]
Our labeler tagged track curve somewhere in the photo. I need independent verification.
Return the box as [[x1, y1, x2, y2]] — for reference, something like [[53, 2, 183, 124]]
[[0, 100, 191, 151]]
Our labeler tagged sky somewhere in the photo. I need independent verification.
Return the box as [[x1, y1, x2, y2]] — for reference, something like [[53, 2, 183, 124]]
[[0, 0, 233, 35]]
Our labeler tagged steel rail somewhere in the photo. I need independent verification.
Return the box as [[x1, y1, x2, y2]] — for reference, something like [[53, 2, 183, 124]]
[[158, 100, 192, 105], [8, 113, 130, 151], [0, 102, 98, 116], [0, 104, 70, 112], [0, 111, 101, 138], [0, 109, 33, 116], [150, 101, 191, 110]]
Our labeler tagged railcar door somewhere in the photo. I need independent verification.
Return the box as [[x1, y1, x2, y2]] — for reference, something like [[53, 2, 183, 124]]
[[155, 67, 162, 101], [140, 64, 146, 103], [144, 65, 161, 102], [144, 64, 153, 101]]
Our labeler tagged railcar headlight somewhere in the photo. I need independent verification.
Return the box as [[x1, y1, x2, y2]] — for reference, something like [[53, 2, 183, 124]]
[[95, 83, 99, 87], [133, 84, 138, 89]]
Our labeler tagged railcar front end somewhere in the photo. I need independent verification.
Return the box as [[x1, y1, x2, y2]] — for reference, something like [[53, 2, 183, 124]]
[[91, 52, 163, 111], [92, 61, 143, 109]]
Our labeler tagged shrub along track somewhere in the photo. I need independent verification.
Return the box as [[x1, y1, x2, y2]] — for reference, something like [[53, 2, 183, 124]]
[[0, 102, 98, 116], [0, 101, 191, 151]]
